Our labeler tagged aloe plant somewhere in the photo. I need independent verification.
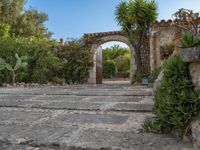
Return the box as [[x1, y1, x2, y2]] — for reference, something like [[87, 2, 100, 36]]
[[0, 53, 28, 84]]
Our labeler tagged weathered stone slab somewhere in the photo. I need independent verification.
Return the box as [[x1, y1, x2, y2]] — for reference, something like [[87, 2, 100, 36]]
[[41, 102, 103, 110], [110, 103, 153, 112], [68, 129, 193, 150], [54, 113, 128, 125]]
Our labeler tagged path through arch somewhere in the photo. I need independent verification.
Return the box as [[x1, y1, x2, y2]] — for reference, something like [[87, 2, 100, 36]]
[[84, 31, 137, 84]]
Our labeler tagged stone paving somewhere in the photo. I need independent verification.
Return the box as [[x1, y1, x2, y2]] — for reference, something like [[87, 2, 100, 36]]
[[0, 84, 194, 150]]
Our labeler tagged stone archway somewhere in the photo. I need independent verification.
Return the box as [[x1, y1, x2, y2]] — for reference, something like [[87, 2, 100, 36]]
[[84, 31, 137, 84]]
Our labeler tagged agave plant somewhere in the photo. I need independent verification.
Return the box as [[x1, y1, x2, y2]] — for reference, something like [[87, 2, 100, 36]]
[[0, 53, 28, 84]]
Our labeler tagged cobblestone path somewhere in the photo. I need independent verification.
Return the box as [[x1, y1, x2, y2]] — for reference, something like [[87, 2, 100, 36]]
[[0, 84, 194, 150]]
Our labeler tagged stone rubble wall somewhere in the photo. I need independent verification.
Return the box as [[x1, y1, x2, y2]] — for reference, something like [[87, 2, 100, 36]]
[[150, 21, 178, 71]]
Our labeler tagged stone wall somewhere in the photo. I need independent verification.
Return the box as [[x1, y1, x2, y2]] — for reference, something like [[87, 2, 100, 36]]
[[150, 20, 179, 71]]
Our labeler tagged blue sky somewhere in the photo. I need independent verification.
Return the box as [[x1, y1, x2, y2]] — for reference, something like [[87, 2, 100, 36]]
[[25, 0, 200, 47]]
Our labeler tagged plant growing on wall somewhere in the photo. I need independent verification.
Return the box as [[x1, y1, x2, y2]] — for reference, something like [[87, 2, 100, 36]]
[[115, 0, 158, 81], [173, 9, 200, 48], [173, 8, 200, 36], [160, 41, 174, 59], [0, 53, 28, 84]]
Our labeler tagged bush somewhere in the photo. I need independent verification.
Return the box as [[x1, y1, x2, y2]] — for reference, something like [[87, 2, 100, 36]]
[[148, 67, 161, 83], [57, 39, 90, 84], [179, 31, 200, 48], [32, 51, 61, 83], [102, 45, 130, 78], [103, 60, 116, 79], [143, 55, 200, 138], [160, 41, 174, 60], [0, 36, 58, 84]]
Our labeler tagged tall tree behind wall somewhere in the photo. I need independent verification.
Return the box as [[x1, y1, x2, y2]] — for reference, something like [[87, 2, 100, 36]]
[[0, 0, 51, 38]]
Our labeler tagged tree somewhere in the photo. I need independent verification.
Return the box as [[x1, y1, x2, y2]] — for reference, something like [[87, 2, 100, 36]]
[[0, 0, 52, 38], [172, 9, 200, 49], [0, 0, 25, 24], [172, 8, 200, 36], [12, 9, 52, 38], [115, 0, 158, 81]]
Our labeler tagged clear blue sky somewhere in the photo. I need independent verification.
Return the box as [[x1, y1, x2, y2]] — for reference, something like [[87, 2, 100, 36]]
[[25, 0, 200, 41]]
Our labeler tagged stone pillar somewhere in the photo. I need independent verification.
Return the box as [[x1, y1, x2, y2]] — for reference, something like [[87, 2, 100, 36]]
[[88, 46, 97, 84]]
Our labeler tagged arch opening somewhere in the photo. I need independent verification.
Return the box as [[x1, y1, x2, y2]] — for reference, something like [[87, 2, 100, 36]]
[[95, 41, 135, 84], [86, 32, 137, 84]]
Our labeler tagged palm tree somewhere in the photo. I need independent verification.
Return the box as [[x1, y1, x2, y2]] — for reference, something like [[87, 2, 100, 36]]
[[115, 0, 158, 82]]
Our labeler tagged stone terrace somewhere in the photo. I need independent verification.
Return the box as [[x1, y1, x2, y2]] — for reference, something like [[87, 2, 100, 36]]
[[0, 84, 194, 150]]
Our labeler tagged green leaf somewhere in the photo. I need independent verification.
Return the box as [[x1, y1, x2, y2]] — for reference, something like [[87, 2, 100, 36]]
[[15, 53, 20, 60], [0, 64, 5, 70], [5, 64, 13, 71], [0, 57, 5, 64], [21, 62, 28, 68]]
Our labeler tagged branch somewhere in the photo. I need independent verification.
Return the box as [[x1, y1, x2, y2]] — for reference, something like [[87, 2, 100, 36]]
[[173, 24, 192, 32]]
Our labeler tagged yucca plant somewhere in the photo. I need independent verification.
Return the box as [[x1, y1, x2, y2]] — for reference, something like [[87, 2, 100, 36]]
[[115, 0, 158, 81], [0, 53, 28, 84]]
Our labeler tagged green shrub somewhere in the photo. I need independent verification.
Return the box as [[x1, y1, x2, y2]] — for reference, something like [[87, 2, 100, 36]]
[[160, 41, 174, 60], [32, 51, 62, 83], [144, 55, 200, 137], [102, 45, 130, 78], [103, 60, 116, 79], [57, 39, 90, 84], [179, 31, 200, 48], [148, 67, 161, 83], [114, 53, 130, 78], [0, 36, 58, 84]]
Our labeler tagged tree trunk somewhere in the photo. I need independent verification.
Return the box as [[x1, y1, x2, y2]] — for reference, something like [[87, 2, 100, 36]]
[[12, 71, 15, 85]]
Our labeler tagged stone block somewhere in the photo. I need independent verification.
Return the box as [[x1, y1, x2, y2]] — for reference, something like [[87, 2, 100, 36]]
[[189, 63, 200, 88], [191, 115, 200, 150], [181, 46, 200, 63]]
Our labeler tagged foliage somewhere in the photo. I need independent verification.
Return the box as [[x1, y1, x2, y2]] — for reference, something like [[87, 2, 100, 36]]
[[0, 22, 10, 38], [102, 45, 130, 78], [160, 41, 174, 60], [0, 36, 57, 84], [0, 0, 51, 38], [0, 53, 28, 84], [115, 0, 158, 81], [144, 55, 200, 138], [0, 0, 24, 24], [32, 50, 62, 84], [172, 8, 200, 36], [179, 31, 200, 48], [148, 67, 161, 83], [103, 45, 129, 60], [114, 53, 130, 77], [103, 60, 116, 79], [57, 39, 90, 84], [173, 9, 200, 49], [12, 9, 52, 38]]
